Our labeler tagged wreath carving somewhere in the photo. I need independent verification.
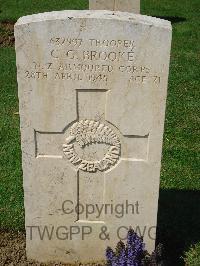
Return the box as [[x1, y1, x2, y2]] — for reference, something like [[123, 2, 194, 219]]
[[63, 119, 121, 172]]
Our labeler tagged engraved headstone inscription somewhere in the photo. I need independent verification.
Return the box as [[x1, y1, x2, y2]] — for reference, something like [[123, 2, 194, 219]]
[[15, 10, 171, 264], [89, 0, 140, 14]]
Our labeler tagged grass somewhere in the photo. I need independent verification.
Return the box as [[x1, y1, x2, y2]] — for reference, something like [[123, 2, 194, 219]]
[[184, 243, 200, 266], [0, 0, 199, 265], [0, 0, 88, 21], [0, 48, 24, 229]]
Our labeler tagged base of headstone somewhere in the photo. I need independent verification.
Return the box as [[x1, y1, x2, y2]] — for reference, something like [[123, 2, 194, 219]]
[[89, 0, 140, 13]]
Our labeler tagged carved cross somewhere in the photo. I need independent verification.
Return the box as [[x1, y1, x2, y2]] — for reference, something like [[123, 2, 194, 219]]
[[35, 89, 148, 222]]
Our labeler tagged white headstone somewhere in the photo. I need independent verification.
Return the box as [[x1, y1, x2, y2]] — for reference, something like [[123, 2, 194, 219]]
[[89, 0, 140, 13], [15, 10, 171, 264]]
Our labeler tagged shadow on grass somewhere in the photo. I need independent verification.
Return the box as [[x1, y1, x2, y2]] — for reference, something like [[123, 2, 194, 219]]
[[157, 189, 200, 265], [155, 16, 186, 24]]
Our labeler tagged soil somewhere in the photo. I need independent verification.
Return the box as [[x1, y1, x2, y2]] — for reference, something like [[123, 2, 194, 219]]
[[0, 21, 15, 47], [0, 231, 104, 266]]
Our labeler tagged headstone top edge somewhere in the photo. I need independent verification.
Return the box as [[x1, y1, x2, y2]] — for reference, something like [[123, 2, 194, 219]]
[[15, 10, 171, 30]]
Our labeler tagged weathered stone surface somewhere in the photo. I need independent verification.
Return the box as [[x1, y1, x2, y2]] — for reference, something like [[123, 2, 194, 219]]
[[89, 0, 140, 13], [15, 10, 171, 264]]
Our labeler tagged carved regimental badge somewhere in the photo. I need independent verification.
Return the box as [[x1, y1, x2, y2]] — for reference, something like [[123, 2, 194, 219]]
[[63, 120, 121, 172]]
